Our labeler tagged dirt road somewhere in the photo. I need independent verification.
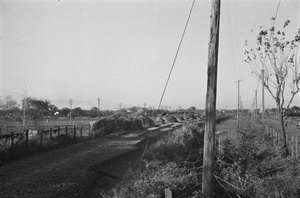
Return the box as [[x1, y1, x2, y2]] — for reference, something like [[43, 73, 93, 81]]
[[0, 131, 146, 198]]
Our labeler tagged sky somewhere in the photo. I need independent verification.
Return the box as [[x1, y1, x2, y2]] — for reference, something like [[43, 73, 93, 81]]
[[1, 0, 300, 110]]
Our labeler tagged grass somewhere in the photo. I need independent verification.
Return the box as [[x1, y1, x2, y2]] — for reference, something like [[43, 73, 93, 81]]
[[112, 116, 300, 198]]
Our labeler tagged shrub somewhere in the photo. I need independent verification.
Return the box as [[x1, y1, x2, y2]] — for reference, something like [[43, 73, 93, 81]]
[[215, 117, 300, 198], [119, 160, 200, 198], [118, 124, 204, 197]]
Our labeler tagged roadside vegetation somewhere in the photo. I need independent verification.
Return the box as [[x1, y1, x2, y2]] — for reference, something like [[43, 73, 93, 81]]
[[114, 116, 300, 198]]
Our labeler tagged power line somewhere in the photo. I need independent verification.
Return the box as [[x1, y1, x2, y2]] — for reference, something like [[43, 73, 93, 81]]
[[139, 0, 196, 172], [157, 0, 196, 110]]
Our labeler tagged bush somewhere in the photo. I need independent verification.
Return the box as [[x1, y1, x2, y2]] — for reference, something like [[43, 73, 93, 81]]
[[215, 117, 300, 198], [119, 160, 201, 198], [118, 123, 204, 197], [145, 123, 203, 164]]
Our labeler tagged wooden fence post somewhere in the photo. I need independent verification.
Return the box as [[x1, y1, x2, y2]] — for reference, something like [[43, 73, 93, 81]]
[[65, 126, 68, 136], [165, 187, 172, 198], [11, 132, 14, 154], [58, 126, 60, 137], [50, 128, 53, 139], [266, 125, 269, 135], [219, 135, 223, 153], [80, 126, 83, 138], [26, 130, 29, 154], [88, 125, 91, 137], [112, 188, 119, 198]]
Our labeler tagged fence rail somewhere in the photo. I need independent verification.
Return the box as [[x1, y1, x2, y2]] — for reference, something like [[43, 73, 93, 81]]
[[265, 125, 300, 159], [0, 124, 91, 155]]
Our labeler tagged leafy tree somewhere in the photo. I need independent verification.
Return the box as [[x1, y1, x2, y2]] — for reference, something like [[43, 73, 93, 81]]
[[0, 96, 20, 130], [48, 104, 59, 117], [73, 107, 85, 117], [89, 107, 99, 118], [60, 107, 70, 117], [25, 97, 51, 128], [244, 19, 300, 153]]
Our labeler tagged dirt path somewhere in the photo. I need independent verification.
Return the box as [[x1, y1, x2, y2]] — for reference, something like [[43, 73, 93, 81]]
[[84, 128, 174, 198], [0, 132, 146, 198]]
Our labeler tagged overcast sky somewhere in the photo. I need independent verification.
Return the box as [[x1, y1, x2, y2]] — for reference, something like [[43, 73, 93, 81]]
[[1, 0, 300, 110]]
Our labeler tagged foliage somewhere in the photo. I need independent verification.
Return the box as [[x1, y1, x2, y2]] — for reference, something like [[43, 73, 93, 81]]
[[117, 124, 204, 198], [244, 19, 300, 150], [0, 96, 21, 124], [60, 107, 70, 117], [119, 161, 201, 198], [25, 97, 52, 129], [117, 116, 300, 198], [92, 114, 154, 135], [73, 107, 86, 118], [145, 124, 203, 164], [215, 118, 300, 198]]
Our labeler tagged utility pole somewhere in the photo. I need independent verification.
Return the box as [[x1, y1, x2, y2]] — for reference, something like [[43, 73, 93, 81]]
[[261, 69, 265, 124], [22, 98, 26, 131], [70, 99, 72, 127], [255, 90, 258, 120], [236, 80, 242, 132], [98, 98, 101, 119], [202, 0, 221, 197], [23, 82, 28, 131]]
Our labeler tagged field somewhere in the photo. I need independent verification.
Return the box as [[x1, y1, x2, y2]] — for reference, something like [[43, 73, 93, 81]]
[[0, 117, 99, 134]]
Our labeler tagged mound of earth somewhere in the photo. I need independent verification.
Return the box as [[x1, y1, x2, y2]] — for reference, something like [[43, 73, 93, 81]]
[[165, 115, 178, 123], [92, 114, 154, 135]]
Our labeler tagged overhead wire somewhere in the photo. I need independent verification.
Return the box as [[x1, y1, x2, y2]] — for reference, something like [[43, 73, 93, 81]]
[[139, 0, 196, 171], [157, 0, 196, 110]]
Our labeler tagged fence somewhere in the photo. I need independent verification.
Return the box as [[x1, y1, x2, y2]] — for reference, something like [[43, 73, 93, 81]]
[[265, 125, 299, 159], [0, 124, 91, 155]]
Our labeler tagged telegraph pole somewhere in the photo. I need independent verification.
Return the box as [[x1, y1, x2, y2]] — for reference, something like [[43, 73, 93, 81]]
[[202, 0, 221, 197], [70, 99, 72, 126], [22, 84, 28, 131], [255, 90, 258, 120], [98, 98, 101, 119], [236, 80, 242, 132], [261, 69, 265, 124]]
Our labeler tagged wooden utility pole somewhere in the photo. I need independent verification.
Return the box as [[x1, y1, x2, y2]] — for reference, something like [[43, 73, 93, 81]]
[[236, 80, 242, 132], [70, 99, 72, 127], [98, 98, 101, 119], [255, 90, 258, 119], [23, 83, 28, 131], [202, 0, 221, 197], [261, 69, 265, 124]]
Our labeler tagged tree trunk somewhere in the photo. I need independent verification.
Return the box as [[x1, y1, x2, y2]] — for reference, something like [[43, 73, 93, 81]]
[[277, 105, 288, 156]]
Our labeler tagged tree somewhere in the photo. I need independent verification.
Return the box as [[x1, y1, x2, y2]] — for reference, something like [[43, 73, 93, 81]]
[[26, 97, 51, 128], [244, 19, 300, 153], [73, 107, 85, 117], [0, 96, 20, 131], [189, 106, 196, 112], [48, 104, 59, 117], [60, 107, 70, 117]]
